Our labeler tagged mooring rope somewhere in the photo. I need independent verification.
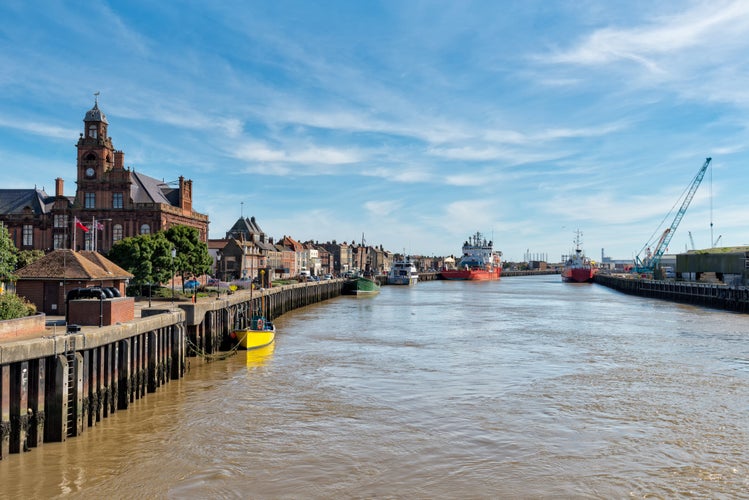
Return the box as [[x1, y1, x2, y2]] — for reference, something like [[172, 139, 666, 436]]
[[186, 332, 246, 361]]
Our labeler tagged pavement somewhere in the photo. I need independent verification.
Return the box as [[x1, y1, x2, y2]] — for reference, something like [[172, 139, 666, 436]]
[[0, 298, 179, 345]]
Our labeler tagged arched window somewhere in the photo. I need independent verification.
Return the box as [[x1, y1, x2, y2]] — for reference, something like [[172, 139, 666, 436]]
[[113, 224, 123, 242], [140, 224, 151, 235], [85, 152, 97, 161]]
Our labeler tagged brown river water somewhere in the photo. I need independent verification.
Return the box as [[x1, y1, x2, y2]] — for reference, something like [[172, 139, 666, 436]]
[[2, 275, 749, 499]]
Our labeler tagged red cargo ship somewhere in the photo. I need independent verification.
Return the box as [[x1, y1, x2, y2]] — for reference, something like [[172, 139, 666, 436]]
[[561, 230, 597, 283], [440, 232, 502, 281]]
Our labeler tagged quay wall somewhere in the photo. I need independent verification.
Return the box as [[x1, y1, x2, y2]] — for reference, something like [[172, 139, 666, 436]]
[[413, 270, 558, 282], [594, 274, 749, 313], [0, 280, 344, 461], [0, 314, 46, 340], [377, 269, 557, 285], [502, 270, 559, 277]]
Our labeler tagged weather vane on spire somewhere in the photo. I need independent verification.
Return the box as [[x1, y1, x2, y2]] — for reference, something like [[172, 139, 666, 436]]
[[94, 91, 100, 105]]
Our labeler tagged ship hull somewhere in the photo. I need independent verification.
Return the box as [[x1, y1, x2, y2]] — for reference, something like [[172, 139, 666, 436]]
[[232, 326, 275, 350], [561, 267, 596, 283], [440, 268, 502, 281], [342, 276, 381, 295], [387, 276, 418, 285]]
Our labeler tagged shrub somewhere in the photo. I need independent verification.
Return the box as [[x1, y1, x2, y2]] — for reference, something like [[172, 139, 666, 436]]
[[0, 293, 37, 320]]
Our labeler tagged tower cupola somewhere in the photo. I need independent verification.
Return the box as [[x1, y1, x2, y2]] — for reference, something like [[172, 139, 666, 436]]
[[83, 93, 108, 140]]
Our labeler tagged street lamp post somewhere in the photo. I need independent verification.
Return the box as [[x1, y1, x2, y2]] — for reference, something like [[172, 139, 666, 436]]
[[216, 253, 221, 299]]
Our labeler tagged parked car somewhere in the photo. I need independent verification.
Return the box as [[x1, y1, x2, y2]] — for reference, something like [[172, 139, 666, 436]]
[[184, 279, 200, 289]]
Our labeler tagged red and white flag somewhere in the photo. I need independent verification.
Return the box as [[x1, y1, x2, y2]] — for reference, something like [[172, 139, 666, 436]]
[[75, 217, 89, 233]]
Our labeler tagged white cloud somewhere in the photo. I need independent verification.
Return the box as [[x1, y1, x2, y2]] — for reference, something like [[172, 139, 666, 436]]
[[544, 1, 749, 69], [233, 141, 361, 166], [0, 117, 77, 140], [364, 200, 402, 217]]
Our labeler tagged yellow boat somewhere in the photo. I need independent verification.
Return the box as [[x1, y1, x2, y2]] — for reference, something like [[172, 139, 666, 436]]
[[231, 315, 275, 350]]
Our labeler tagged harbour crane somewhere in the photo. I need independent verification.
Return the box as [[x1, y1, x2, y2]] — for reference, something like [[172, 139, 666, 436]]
[[688, 231, 696, 250], [633, 157, 712, 275]]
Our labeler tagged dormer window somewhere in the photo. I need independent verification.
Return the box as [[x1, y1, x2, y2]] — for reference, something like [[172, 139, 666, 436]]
[[88, 125, 97, 138]]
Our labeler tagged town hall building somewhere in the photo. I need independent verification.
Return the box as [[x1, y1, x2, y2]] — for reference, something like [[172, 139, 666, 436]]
[[0, 98, 209, 253]]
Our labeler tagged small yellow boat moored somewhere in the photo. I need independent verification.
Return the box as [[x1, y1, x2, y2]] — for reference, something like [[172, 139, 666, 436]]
[[231, 315, 275, 350]]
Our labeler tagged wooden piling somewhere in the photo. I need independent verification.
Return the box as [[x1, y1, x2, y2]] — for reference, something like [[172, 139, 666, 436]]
[[0, 280, 343, 462]]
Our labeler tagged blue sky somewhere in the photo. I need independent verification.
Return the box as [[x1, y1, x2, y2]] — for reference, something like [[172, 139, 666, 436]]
[[1, 1, 748, 262]]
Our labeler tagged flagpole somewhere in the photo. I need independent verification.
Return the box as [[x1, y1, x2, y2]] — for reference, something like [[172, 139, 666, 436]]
[[72, 217, 76, 251]]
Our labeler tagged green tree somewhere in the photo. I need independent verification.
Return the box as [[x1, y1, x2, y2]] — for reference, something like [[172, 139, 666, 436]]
[[164, 225, 212, 290], [151, 232, 177, 285], [108, 235, 153, 294], [108, 233, 174, 294], [107, 226, 210, 295], [0, 223, 18, 282]]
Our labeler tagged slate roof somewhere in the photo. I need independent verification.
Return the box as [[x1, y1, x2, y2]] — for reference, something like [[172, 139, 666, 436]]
[[1, 173, 179, 212], [0, 188, 55, 215], [15, 249, 134, 281], [130, 171, 177, 205], [84, 101, 108, 124], [226, 216, 266, 240]]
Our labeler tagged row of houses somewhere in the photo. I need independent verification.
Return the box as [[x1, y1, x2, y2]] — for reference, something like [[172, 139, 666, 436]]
[[209, 216, 445, 281]]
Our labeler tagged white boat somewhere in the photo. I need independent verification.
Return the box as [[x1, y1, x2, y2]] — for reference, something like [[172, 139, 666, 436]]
[[387, 257, 419, 286]]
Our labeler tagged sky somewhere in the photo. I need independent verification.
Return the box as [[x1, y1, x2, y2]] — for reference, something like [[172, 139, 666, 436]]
[[1, 0, 748, 262]]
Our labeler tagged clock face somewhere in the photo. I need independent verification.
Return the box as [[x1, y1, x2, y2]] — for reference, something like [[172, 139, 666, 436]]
[[85, 167, 95, 177]]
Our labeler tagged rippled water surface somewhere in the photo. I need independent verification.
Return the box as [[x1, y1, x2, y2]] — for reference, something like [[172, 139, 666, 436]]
[[3, 276, 749, 498]]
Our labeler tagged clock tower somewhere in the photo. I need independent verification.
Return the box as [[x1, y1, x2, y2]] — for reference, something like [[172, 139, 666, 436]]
[[76, 94, 116, 185]]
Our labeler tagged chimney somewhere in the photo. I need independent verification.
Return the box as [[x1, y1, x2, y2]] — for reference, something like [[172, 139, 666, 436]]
[[114, 150, 124, 170], [55, 177, 64, 197], [178, 176, 192, 212]]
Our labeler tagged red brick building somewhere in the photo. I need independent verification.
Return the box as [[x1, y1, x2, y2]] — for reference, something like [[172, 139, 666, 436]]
[[14, 249, 134, 319], [0, 98, 209, 253]]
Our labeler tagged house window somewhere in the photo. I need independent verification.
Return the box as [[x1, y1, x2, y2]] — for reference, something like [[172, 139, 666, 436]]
[[54, 214, 69, 228], [54, 233, 66, 249], [112, 192, 123, 209], [85, 192, 96, 208], [88, 125, 97, 138], [140, 224, 151, 235], [22, 225, 33, 246], [113, 224, 123, 242]]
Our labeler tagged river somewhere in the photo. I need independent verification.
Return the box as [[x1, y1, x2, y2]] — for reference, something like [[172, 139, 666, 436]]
[[2, 275, 748, 498]]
